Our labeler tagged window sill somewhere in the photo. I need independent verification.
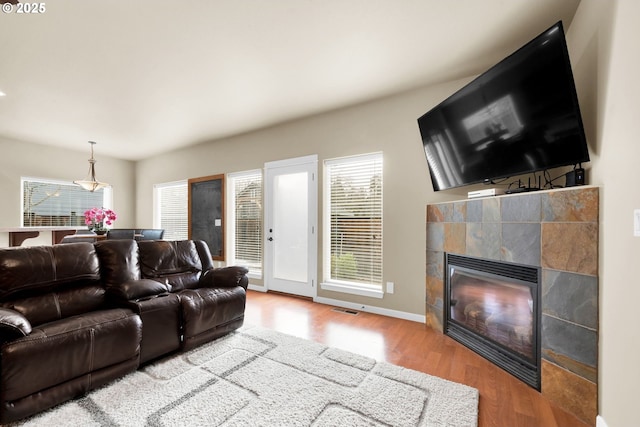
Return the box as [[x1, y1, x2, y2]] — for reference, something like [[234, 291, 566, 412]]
[[320, 281, 384, 299]]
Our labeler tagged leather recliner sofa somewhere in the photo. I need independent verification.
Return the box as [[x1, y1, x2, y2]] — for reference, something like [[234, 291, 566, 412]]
[[0, 239, 248, 423]]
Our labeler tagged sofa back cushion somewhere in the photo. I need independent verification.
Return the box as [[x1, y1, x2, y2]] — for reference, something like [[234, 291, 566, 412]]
[[1, 285, 106, 326], [0, 243, 104, 326], [194, 240, 214, 271], [94, 239, 142, 287], [138, 240, 204, 291]]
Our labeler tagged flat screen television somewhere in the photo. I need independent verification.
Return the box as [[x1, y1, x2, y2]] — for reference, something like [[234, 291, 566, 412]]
[[418, 21, 589, 192]]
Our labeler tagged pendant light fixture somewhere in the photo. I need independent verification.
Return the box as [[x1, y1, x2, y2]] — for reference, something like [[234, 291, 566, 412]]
[[74, 141, 109, 192]]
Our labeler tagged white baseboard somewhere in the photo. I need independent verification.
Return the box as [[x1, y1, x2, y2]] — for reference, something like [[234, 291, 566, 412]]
[[247, 287, 426, 323], [314, 296, 426, 323], [596, 415, 608, 427]]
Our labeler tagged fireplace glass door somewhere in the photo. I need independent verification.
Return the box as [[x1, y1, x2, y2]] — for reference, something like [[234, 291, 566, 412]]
[[445, 254, 541, 389]]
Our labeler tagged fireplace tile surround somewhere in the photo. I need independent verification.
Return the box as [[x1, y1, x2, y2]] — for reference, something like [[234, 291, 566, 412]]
[[426, 186, 598, 425]]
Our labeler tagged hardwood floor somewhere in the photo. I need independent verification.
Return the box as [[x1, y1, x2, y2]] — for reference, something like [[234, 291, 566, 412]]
[[244, 290, 590, 427]]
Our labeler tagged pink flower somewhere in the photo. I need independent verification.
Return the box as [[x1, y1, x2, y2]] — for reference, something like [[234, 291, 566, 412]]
[[84, 207, 117, 231]]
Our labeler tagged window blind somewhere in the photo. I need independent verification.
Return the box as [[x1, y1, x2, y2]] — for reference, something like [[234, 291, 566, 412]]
[[155, 182, 188, 241], [325, 153, 383, 287], [229, 171, 263, 276], [22, 178, 108, 227]]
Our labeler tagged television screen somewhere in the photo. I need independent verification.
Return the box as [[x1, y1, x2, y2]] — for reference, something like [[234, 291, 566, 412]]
[[418, 21, 589, 191]]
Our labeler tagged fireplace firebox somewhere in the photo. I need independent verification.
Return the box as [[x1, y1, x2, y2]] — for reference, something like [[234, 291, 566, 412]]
[[445, 254, 541, 389]]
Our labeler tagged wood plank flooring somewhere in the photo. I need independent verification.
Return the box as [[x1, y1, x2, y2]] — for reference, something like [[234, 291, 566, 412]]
[[244, 290, 590, 427]]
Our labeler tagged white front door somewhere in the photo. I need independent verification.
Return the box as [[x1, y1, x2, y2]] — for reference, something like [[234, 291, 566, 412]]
[[264, 155, 317, 297]]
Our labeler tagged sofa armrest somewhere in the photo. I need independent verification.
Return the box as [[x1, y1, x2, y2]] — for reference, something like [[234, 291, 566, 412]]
[[0, 307, 32, 344], [199, 266, 249, 290], [107, 279, 171, 302]]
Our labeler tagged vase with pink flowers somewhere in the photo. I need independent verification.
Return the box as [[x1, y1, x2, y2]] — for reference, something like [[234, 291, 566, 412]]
[[84, 207, 117, 235]]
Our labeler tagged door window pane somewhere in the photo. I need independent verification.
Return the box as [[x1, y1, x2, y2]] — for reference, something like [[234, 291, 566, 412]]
[[273, 172, 308, 282]]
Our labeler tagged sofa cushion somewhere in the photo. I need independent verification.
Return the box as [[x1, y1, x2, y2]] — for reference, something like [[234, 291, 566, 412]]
[[0, 244, 105, 327], [179, 287, 246, 340], [0, 243, 100, 300], [1, 285, 105, 327], [0, 308, 142, 402], [94, 240, 141, 287], [138, 240, 203, 291], [193, 240, 214, 271]]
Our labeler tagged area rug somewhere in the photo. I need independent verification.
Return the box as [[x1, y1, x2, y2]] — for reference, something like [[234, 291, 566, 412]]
[[13, 325, 479, 426]]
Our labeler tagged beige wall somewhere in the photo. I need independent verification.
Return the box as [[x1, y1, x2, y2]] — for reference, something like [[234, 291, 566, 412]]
[[570, 1, 640, 426], [136, 78, 474, 317], [0, 136, 137, 239]]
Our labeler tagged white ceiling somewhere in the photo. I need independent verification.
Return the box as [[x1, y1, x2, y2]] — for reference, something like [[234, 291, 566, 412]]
[[0, 0, 581, 161]]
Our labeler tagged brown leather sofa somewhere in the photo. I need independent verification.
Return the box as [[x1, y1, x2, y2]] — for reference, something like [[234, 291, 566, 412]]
[[0, 239, 248, 423]]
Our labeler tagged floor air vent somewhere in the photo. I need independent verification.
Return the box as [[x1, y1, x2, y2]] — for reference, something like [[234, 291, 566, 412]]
[[332, 307, 359, 316]]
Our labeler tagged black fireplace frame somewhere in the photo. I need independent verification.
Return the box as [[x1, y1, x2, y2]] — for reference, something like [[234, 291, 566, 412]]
[[444, 253, 542, 390]]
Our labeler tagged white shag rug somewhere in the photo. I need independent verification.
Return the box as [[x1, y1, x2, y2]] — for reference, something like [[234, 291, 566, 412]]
[[14, 325, 478, 426]]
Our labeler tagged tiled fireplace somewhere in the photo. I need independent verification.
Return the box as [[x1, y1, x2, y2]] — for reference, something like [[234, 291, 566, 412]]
[[426, 186, 598, 425], [445, 253, 542, 389]]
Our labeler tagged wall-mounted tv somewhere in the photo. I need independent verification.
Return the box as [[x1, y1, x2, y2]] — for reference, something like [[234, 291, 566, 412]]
[[418, 21, 589, 192]]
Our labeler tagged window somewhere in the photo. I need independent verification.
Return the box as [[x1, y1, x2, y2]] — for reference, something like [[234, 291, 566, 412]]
[[227, 170, 263, 277], [154, 181, 188, 240], [323, 153, 383, 298], [22, 177, 111, 227]]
